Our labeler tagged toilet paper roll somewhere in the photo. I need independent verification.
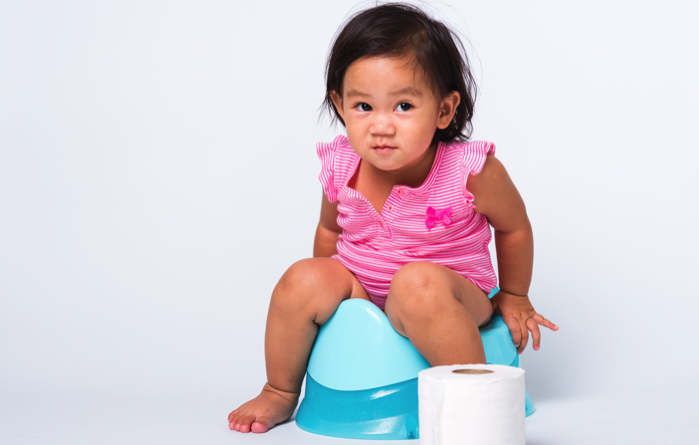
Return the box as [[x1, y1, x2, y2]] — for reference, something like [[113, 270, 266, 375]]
[[418, 364, 525, 445]]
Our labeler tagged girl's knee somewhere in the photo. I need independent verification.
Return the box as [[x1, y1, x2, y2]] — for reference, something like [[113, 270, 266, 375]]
[[276, 259, 318, 295], [272, 258, 351, 320], [388, 262, 447, 313], [273, 259, 326, 311]]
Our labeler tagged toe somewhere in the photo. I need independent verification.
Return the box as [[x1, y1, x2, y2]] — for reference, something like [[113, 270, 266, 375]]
[[228, 409, 239, 423], [251, 416, 272, 434], [238, 414, 256, 433]]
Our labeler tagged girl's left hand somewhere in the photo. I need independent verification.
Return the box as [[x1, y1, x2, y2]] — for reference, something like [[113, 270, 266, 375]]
[[490, 291, 559, 354]]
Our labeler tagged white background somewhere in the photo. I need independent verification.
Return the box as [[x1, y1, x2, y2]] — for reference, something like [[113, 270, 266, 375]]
[[1, 0, 698, 444]]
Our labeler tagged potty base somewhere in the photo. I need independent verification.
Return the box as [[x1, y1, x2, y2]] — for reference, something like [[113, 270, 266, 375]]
[[296, 373, 419, 440]]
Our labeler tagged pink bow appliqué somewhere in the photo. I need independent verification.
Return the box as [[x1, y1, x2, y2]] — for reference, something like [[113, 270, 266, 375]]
[[425, 206, 453, 229]]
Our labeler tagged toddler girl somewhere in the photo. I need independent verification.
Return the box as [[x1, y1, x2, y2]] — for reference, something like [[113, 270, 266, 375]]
[[228, 3, 558, 434]]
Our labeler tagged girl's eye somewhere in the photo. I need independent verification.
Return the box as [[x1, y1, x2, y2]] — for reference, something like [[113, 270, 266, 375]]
[[395, 102, 412, 112], [356, 103, 372, 112]]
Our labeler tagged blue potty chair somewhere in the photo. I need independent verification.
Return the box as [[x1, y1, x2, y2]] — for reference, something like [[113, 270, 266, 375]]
[[296, 291, 535, 440]]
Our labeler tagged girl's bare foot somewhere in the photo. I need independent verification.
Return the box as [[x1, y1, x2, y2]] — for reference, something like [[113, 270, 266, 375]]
[[228, 382, 299, 433]]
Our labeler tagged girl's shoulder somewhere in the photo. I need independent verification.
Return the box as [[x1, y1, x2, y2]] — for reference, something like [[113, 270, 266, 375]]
[[443, 139, 496, 156], [316, 135, 357, 203], [317, 134, 354, 157], [441, 139, 496, 175], [316, 134, 359, 169], [316, 135, 358, 171]]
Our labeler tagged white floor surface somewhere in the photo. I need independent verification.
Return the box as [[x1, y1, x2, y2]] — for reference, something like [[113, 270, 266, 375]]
[[2, 388, 696, 445]]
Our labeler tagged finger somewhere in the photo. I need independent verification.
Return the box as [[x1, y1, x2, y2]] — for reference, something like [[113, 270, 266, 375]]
[[518, 319, 529, 354], [505, 317, 522, 348], [527, 317, 542, 351], [532, 313, 559, 331]]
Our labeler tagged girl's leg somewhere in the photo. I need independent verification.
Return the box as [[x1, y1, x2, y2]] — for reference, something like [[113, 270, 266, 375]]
[[228, 258, 368, 433], [384, 262, 492, 366]]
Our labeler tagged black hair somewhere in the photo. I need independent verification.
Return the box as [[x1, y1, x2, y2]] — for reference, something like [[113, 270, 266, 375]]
[[323, 3, 477, 142]]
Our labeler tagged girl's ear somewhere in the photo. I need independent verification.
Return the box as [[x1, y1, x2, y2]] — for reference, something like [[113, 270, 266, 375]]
[[330, 91, 345, 122], [437, 91, 461, 130]]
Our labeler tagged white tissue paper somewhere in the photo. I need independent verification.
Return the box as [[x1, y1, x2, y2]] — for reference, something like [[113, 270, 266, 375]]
[[418, 364, 525, 445]]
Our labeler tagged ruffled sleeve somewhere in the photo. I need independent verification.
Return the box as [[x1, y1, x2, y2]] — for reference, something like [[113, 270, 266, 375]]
[[316, 136, 343, 202], [461, 140, 496, 207]]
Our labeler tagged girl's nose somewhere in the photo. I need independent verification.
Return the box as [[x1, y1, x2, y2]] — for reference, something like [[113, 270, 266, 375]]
[[369, 113, 395, 136]]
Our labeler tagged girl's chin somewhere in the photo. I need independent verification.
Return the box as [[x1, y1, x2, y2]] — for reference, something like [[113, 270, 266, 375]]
[[363, 151, 423, 172], [369, 159, 412, 173]]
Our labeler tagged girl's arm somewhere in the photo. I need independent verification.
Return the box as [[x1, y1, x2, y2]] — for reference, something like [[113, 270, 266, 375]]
[[467, 155, 558, 353], [313, 192, 342, 258]]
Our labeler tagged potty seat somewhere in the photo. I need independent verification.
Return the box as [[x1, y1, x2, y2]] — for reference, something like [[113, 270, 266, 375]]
[[295, 289, 535, 440]]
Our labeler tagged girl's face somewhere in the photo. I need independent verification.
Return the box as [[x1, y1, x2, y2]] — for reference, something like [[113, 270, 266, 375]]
[[331, 55, 460, 175]]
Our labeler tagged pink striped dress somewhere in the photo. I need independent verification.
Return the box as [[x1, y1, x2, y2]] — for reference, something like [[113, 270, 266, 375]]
[[318, 135, 497, 310]]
